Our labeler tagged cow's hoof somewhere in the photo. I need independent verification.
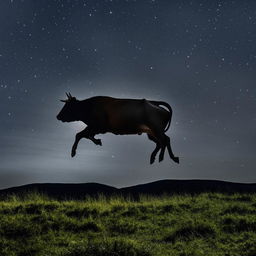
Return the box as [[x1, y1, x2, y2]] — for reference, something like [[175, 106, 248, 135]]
[[95, 139, 102, 146], [159, 155, 164, 162], [150, 157, 155, 164], [71, 150, 76, 157], [173, 157, 179, 164]]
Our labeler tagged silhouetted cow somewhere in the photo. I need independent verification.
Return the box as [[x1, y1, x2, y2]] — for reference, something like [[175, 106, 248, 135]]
[[57, 93, 179, 164]]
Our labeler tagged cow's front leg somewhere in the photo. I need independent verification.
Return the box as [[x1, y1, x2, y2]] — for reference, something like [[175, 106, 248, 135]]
[[71, 130, 85, 157], [71, 127, 101, 157], [88, 136, 102, 146]]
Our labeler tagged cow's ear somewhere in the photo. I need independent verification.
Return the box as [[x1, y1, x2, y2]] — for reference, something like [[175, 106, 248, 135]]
[[60, 99, 67, 102]]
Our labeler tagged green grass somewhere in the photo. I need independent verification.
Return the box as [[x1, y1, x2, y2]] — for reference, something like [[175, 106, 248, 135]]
[[1, 193, 256, 256]]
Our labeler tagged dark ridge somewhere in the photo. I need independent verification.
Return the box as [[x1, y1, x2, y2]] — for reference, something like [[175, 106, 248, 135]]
[[0, 183, 117, 199], [120, 180, 256, 196], [1, 180, 256, 199]]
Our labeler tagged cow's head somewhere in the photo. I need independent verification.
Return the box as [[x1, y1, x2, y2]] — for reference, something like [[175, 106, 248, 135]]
[[57, 93, 80, 122]]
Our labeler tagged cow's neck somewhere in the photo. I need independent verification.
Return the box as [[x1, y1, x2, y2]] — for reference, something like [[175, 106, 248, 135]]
[[77, 100, 92, 124]]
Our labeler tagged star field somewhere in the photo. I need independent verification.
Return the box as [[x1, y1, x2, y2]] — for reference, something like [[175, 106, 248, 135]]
[[0, 0, 255, 188]]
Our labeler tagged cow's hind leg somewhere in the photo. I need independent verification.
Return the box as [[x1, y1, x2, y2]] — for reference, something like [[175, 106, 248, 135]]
[[165, 135, 179, 164], [149, 127, 179, 164], [147, 134, 165, 164], [71, 127, 101, 157], [147, 134, 160, 164], [158, 144, 166, 162]]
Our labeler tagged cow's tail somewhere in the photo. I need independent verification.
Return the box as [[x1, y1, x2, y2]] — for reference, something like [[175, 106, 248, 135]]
[[149, 100, 173, 132]]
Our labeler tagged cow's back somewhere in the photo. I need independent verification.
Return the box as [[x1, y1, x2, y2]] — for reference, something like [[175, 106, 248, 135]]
[[82, 96, 169, 135]]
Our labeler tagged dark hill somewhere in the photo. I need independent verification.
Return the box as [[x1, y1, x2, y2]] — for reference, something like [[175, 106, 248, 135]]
[[1, 180, 256, 199], [0, 183, 117, 199], [120, 180, 256, 195]]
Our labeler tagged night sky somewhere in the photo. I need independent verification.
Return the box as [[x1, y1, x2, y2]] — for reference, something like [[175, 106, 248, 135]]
[[1, 0, 256, 189]]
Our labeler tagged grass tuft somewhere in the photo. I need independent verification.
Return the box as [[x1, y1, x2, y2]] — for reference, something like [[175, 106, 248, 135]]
[[65, 207, 99, 218], [65, 238, 152, 256], [222, 216, 256, 233], [163, 221, 216, 243]]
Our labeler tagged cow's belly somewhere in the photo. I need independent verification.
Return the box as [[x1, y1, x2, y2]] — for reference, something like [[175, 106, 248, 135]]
[[106, 100, 154, 135], [111, 123, 152, 135], [107, 110, 143, 132]]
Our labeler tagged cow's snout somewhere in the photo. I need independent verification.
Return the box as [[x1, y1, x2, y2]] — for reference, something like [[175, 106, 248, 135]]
[[56, 115, 61, 120]]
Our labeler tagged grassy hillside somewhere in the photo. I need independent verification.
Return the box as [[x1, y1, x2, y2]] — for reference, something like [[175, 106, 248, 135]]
[[1, 193, 256, 256]]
